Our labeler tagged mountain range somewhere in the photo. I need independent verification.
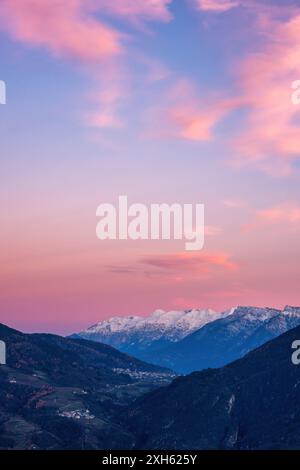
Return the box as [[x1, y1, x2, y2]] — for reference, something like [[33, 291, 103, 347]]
[[0, 318, 300, 450], [73, 306, 300, 374], [1, 316, 300, 449], [71, 308, 229, 359], [149, 305, 300, 373]]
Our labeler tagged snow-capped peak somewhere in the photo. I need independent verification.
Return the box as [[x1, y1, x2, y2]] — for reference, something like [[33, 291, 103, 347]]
[[282, 306, 300, 316], [72, 308, 228, 356], [87, 315, 142, 334], [71, 305, 300, 364], [231, 306, 281, 322], [82, 308, 222, 338]]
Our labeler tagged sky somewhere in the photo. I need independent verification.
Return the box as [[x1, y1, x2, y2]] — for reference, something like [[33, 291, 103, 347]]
[[1, 0, 300, 334]]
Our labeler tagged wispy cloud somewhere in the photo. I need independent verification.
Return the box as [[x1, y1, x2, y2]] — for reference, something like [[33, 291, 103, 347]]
[[0, 0, 173, 131], [205, 225, 223, 236], [0, 0, 123, 61], [178, 2, 300, 176], [148, 78, 240, 141], [244, 202, 300, 231], [96, 0, 173, 23], [140, 251, 238, 274], [105, 264, 136, 274], [195, 0, 240, 13], [106, 251, 238, 283], [231, 8, 300, 176], [222, 199, 245, 208]]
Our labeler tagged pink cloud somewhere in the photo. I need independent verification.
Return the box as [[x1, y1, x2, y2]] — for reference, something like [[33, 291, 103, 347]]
[[0, 1, 126, 129], [230, 9, 300, 175], [85, 67, 129, 128], [190, 3, 300, 175], [0, 0, 122, 62], [205, 225, 223, 236], [173, 2, 300, 175], [195, 0, 240, 13], [3, 0, 300, 170], [222, 199, 245, 208], [259, 204, 300, 224], [95, 0, 172, 23], [0, 1, 172, 131], [244, 202, 300, 231], [150, 79, 240, 141], [140, 251, 238, 275], [167, 104, 222, 141], [0, 1, 172, 61], [105, 251, 237, 282]]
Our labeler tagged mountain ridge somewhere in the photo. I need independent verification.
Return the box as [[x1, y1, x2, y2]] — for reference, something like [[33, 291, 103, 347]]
[[1, 319, 300, 449], [71, 305, 300, 373], [123, 323, 300, 449], [148, 305, 300, 373], [71, 308, 227, 358], [0, 323, 175, 450]]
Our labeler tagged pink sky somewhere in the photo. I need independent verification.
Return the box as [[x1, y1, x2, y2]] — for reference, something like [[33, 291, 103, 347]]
[[0, 0, 300, 334]]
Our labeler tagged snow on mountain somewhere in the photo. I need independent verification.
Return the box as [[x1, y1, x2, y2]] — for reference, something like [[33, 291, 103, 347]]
[[71, 305, 300, 372], [282, 305, 300, 317], [258, 305, 300, 337], [71, 308, 225, 356], [147, 305, 300, 373], [85, 308, 222, 335]]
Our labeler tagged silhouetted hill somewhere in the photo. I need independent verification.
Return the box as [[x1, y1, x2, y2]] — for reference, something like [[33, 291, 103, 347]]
[[0, 323, 174, 449], [124, 324, 300, 449]]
